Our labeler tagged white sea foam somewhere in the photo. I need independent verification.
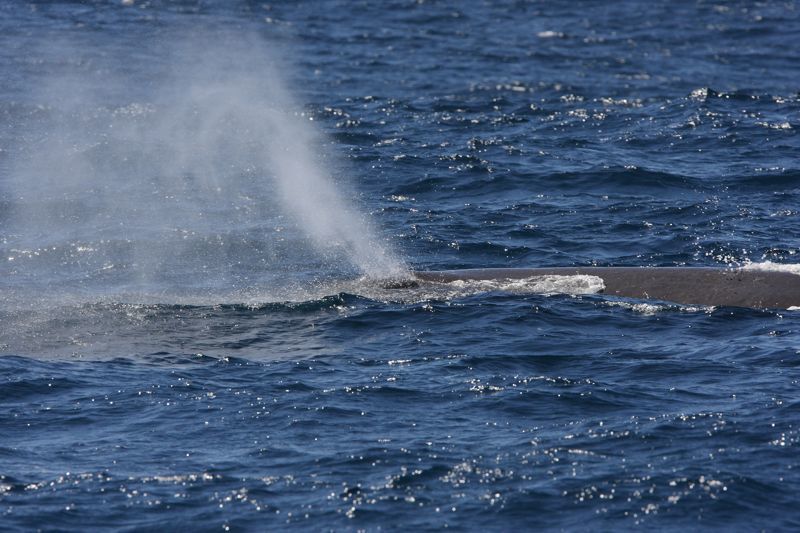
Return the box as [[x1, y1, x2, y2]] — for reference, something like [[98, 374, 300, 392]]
[[537, 30, 564, 39], [342, 274, 606, 305], [440, 274, 605, 296], [604, 301, 713, 315], [741, 261, 800, 276]]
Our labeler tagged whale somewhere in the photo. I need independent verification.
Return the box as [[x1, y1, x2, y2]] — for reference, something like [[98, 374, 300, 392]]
[[410, 267, 800, 309]]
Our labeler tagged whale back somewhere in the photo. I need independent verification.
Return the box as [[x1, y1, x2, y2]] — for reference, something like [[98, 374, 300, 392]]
[[413, 267, 800, 309]]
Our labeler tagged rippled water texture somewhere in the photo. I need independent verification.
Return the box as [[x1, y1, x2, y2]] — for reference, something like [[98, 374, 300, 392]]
[[1, 1, 800, 530]]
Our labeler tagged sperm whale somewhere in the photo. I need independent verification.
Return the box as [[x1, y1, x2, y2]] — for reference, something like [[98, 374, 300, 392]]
[[411, 267, 800, 309]]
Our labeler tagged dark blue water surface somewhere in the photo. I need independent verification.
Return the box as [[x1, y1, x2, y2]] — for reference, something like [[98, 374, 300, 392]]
[[2, 1, 800, 530]]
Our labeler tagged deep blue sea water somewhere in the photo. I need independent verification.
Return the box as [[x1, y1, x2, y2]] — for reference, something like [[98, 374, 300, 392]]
[[2, 1, 800, 530]]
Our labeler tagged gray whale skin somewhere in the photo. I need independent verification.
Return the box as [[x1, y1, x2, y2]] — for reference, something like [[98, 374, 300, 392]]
[[412, 267, 800, 309]]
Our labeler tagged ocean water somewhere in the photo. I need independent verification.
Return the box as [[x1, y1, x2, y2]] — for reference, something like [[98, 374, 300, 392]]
[[2, 0, 800, 530]]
